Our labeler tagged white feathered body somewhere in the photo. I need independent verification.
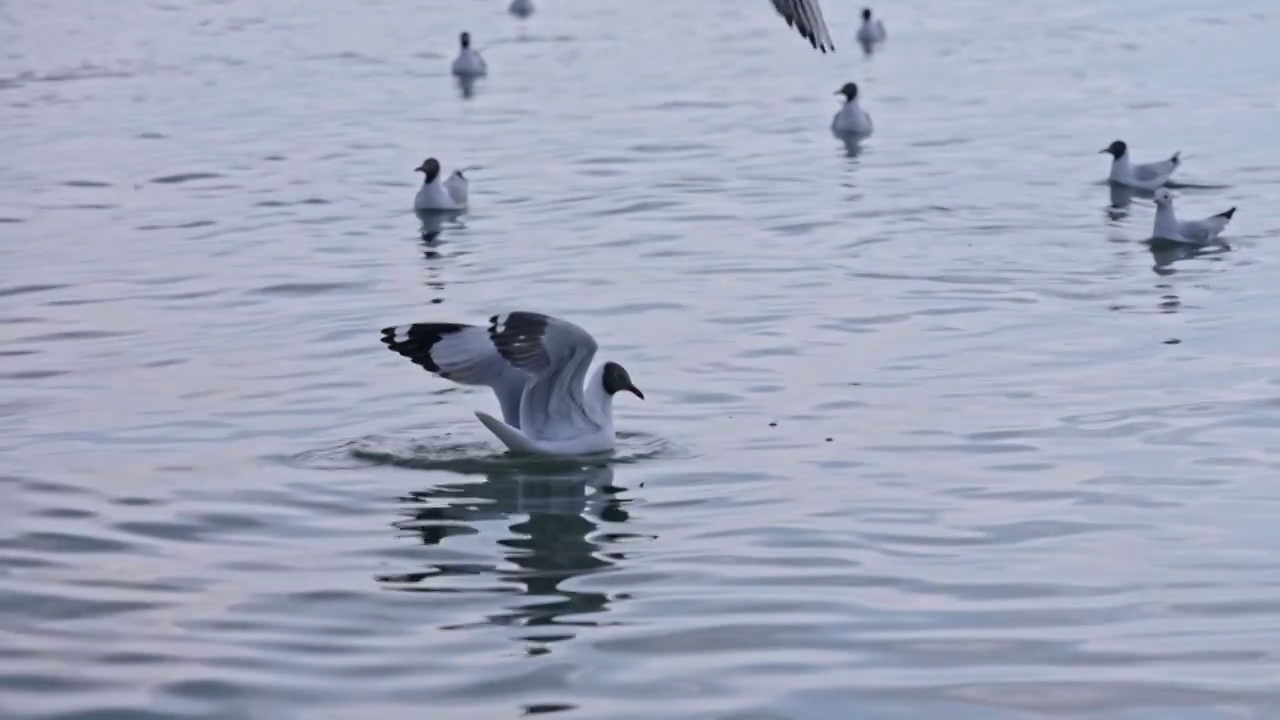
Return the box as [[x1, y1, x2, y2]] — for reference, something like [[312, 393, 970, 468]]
[[857, 18, 886, 44], [1153, 196, 1235, 245], [509, 0, 534, 19], [414, 177, 463, 211], [452, 48, 487, 77], [832, 100, 873, 136], [1109, 152, 1179, 190]]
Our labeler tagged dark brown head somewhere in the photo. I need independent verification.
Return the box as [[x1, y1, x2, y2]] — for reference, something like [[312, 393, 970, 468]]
[[602, 361, 643, 400], [459, 32, 471, 49], [862, 8, 872, 21], [836, 82, 859, 101], [1100, 140, 1127, 158], [414, 157, 441, 183]]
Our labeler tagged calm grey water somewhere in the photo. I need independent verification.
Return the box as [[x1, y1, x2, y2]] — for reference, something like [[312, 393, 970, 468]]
[[5, 0, 1280, 718]]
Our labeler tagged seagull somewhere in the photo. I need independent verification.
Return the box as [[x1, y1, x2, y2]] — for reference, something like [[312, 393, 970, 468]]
[[1101, 140, 1180, 190], [856, 8, 887, 45], [1151, 188, 1236, 245], [831, 82, 873, 136], [413, 158, 468, 211], [509, 0, 534, 19], [380, 311, 644, 455], [771, 0, 835, 52], [451, 32, 488, 77]]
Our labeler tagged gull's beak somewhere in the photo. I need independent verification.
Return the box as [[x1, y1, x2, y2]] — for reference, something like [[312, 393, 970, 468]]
[[1098, 149, 1110, 154], [414, 164, 426, 172], [626, 385, 644, 400]]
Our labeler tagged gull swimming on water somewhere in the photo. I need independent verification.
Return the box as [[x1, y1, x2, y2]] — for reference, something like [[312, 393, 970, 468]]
[[1151, 188, 1236, 245], [451, 32, 488, 77], [380, 311, 644, 456], [831, 82, 873, 136], [509, 0, 534, 19], [414, 158, 468, 212], [856, 8, 887, 45], [1101, 140, 1180, 190]]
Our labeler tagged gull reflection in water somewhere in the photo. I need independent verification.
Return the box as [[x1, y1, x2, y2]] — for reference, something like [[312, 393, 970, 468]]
[[1148, 238, 1230, 276], [455, 74, 479, 99], [1105, 182, 1158, 220], [379, 463, 644, 654], [415, 208, 465, 242], [1108, 182, 1136, 212], [834, 131, 867, 158]]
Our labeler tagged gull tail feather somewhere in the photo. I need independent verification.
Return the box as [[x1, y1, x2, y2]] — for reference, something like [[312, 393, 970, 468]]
[[1214, 206, 1237, 220], [475, 411, 542, 454]]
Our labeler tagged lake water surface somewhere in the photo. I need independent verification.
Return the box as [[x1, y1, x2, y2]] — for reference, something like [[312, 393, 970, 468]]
[[4, 0, 1280, 718]]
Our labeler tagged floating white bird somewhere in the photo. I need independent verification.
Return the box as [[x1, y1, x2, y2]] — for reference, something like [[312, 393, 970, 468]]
[[414, 158, 467, 212], [856, 7, 887, 45], [451, 32, 488, 77], [831, 82, 873, 136], [509, 0, 534, 19], [1151, 188, 1236, 245], [1101, 140, 1180, 190], [771, 0, 835, 52], [381, 311, 644, 456]]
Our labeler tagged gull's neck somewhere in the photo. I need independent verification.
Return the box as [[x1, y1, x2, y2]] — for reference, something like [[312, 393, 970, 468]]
[[1109, 153, 1132, 182], [584, 364, 616, 425], [1154, 202, 1179, 235]]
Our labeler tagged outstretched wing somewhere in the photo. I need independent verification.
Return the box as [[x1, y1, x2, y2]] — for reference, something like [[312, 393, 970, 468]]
[[443, 171, 467, 205], [771, 0, 834, 53], [380, 323, 529, 427], [487, 311, 600, 438]]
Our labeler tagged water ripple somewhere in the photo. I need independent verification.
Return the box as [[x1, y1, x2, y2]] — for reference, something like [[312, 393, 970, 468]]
[[4, 0, 1280, 718]]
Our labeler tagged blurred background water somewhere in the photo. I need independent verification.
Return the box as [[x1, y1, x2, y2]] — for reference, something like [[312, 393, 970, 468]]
[[4, 0, 1280, 718]]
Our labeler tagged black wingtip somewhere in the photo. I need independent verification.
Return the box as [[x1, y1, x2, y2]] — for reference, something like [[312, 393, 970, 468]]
[[1215, 206, 1237, 220], [380, 322, 470, 374], [1171, 151, 1181, 164], [379, 326, 402, 350]]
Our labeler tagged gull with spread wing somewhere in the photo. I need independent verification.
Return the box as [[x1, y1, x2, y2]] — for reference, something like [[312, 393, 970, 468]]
[[413, 158, 469, 212], [380, 312, 644, 456]]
